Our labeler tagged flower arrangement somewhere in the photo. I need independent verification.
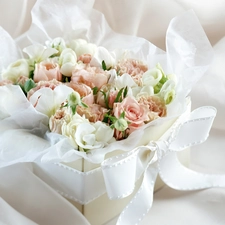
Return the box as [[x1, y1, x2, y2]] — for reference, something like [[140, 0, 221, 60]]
[[0, 38, 176, 152], [0, 1, 217, 225]]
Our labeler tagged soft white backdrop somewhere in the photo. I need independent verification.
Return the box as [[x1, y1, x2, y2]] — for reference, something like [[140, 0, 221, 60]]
[[0, 0, 225, 225]]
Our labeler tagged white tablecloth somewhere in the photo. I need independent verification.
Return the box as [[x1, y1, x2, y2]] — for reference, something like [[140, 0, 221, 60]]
[[0, 0, 225, 224]]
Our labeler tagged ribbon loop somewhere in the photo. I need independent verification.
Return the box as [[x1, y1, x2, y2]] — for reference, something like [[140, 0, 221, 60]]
[[158, 152, 225, 190], [169, 106, 216, 151], [101, 149, 139, 199], [101, 146, 154, 199]]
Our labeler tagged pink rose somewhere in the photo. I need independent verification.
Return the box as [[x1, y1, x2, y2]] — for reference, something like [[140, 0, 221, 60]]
[[66, 82, 94, 105], [71, 64, 110, 89], [33, 59, 62, 82], [113, 96, 149, 131]]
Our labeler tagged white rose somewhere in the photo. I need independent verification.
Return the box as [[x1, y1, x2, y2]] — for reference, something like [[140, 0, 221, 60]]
[[158, 80, 176, 104], [135, 85, 154, 98], [114, 73, 137, 89], [142, 67, 163, 87], [69, 39, 97, 57], [1, 59, 30, 83], [90, 46, 116, 69], [61, 113, 89, 149], [46, 37, 67, 55], [29, 85, 75, 117], [75, 121, 114, 151], [23, 44, 58, 63], [167, 73, 178, 85], [59, 48, 77, 77]]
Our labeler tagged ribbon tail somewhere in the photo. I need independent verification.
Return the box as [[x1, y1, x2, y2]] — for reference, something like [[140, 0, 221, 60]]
[[116, 161, 158, 225], [158, 152, 225, 190]]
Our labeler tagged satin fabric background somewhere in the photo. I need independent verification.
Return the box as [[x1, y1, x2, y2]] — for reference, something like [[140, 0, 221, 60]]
[[0, 0, 225, 224]]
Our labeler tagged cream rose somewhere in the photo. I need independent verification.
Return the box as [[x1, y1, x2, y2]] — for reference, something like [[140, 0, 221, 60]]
[[75, 121, 114, 151], [33, 59, 62, 82], [69, 39, 97, 57], [23, 44, 58, 63], [59, 48, 77, 77], [90, 46, 116, 69], [46, 37, 67, 55], [114, 73, 137, 90], [1, 59, 30, 83], [61, 113, 89, 149], [29, 85, 75, 117], [142, 67, 163, 87], [158, 80, 176, 104]]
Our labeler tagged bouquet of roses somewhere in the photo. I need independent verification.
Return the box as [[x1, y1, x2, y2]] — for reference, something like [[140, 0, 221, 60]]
[[1, 38, 175, 153]]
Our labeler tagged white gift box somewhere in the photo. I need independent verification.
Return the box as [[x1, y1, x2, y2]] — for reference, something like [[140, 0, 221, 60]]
[[33, 111, 190, 225]]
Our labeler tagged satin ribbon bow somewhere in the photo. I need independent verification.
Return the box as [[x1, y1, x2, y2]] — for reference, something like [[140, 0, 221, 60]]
[[101, 106, 225, 225]]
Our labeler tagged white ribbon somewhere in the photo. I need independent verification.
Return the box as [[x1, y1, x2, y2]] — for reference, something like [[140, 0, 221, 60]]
[[33, 162, 107, 204], [101, 106, 225, 225]]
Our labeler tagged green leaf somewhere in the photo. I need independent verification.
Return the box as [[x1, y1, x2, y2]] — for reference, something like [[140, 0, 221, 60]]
[[102, 60, 107, 71], [62, 75, 71, 83], [107, 115, 117, 123], [102, 115, 109, 123], [24, 79, 36, 93], [114, 87, 124, 103], [102, 111, 112, 123], [123, 86, 128, 98], [100, 90, 109, 108], [81, 102, 88, 108], [120, 111, 125, 119], [70, 105, 76, 115], [29, 70, 34, 79], [92, 87, 98, 95], [102, 112, 117, 125]]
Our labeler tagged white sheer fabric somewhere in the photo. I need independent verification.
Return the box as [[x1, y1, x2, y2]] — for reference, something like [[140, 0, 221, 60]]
[[0, 0, 225, 224]]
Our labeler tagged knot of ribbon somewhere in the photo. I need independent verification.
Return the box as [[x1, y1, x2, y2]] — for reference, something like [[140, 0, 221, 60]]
[[101, 106, 225, 225]]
